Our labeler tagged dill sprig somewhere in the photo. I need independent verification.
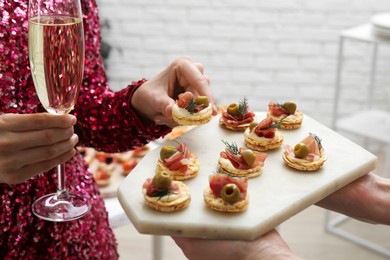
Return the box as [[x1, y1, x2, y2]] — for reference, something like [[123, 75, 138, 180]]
[[216, 167, 224, 174], [216, 167, 231, 176], [260, 117, 286, 130], [222, 140, 239, 155], [309, 132, 323, 150], [238, 97, 248, 117], [268, 117, 286, 129], [216, 168, 245, 179], [172, 140, 181, 146], [186, 99, 197, 114], [151, 188, 178, 200], [171, 140, 185, 154]]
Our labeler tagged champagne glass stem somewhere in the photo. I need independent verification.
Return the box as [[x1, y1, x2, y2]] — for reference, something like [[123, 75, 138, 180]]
[[56, 163, 67, 198]]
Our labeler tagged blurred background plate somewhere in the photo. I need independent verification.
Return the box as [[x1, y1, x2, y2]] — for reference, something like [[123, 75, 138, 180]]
[[372, 25, 390, 39], [371, 12, 390, 38], [371, 12, 390, 30]]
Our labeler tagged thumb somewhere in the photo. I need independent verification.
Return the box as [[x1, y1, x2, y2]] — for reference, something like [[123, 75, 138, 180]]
[[164, 100, 175, 119]]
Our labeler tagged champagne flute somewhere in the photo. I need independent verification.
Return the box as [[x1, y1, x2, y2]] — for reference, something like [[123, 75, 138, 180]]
[[28, 0, 91, 221]]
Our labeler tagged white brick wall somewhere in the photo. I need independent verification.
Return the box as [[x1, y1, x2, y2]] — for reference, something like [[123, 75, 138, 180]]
[[96, 0, 390, 127]]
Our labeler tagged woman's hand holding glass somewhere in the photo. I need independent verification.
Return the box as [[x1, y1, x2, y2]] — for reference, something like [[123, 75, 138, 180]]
[[0, 113, 78, 185]]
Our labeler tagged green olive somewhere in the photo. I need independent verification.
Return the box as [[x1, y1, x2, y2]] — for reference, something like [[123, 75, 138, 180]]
[[227, 103, 240, 116], [282, 102, 297, 115], [152, 171, 172, 189], [160, 145, 177, 160], [241, 149, 256, 166], [195, 96, 209, 107], [293, 143, 310, 158], [220, 183, 241, 204], [249, 122, 258, 132]]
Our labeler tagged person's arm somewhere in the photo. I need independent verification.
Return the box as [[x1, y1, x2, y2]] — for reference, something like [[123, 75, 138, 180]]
[[74, 56, 217, 153], [316, 172, 390, 225], [75, 2, 217, 153], [172, 229, 303, 260], [73, 78, 171, 153], [0, 113, 77, 184], [73, 4, 171, 153]]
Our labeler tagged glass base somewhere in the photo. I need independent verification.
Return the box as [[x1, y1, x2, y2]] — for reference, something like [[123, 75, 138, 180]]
[[32, 192, 91, 222]]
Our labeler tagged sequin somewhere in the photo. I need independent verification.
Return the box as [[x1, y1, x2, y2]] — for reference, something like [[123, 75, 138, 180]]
[[0, 0, 170, 258]]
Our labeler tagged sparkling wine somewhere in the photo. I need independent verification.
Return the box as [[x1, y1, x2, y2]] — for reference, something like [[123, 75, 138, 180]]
[[28, 16, 84, 114]]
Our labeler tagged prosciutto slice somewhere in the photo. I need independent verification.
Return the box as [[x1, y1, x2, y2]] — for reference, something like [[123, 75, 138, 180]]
[[163, 143, 192, 172], [284, 134, 321, 162], [220, 148, 267, 170], [268, 102, 289, 117], [209, 173, 248, 200], [254, 117, 276, 138]]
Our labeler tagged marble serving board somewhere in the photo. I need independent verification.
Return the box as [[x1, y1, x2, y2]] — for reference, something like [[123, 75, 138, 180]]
[[117, 112, 377, 240]]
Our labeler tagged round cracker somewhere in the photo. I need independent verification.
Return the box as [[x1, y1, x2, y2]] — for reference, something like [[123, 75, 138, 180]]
[[219, 117, 251, 131], [172, 104, 213, 126], [282, 150, 326, 172], [267, 109, 303, 129], [156, 158, 200, 180], [218, 158, 262, 178], [95, 178, 110, 187], [244, 128, 284, 151], [203, 187, 248, 212], [143, 181, 191, 212]]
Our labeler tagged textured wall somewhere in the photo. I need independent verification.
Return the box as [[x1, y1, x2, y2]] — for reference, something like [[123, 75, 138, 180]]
[[96, 0, 390, 126]]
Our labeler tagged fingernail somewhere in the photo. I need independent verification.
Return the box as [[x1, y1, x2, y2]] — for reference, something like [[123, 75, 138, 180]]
[[67, 114, 77, 125], [71, 134, 79, 145]]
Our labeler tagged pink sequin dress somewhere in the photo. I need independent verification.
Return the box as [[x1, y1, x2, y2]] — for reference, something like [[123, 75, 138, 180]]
[[0, 0, 170, 259]]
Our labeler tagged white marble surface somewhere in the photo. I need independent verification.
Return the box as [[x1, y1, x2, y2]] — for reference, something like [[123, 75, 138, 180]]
[[117, 112, 377, 240]]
